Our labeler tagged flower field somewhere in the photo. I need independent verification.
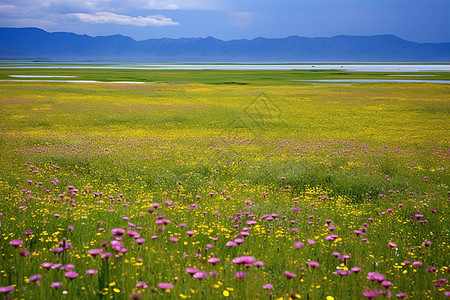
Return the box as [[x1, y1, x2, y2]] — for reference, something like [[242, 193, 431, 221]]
[[0, 72, 449, 299]]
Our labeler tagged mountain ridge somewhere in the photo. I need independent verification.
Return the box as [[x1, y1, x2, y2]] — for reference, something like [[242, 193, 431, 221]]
[[1, 27, 449, 62]]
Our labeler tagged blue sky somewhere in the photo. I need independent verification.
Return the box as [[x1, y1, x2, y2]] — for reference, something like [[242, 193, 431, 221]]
[[0, 0, 449, 42]]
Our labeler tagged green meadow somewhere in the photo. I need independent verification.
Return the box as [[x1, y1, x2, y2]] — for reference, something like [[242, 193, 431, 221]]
[[0, 66, 449, 299]]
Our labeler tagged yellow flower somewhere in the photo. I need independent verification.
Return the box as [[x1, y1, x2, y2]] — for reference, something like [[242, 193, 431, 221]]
[[113, 288, 120, 293], [327, 297, 335, 300], [223, 290, 229, 297]]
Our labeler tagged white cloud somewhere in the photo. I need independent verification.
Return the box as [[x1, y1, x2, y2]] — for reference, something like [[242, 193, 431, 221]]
[[143, 0, 224, 10], [229, 11, 252, 28], [67, 12, 179, 26]]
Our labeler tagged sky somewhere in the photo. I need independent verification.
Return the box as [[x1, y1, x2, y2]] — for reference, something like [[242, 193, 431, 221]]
[[0, 0, 449, 42]]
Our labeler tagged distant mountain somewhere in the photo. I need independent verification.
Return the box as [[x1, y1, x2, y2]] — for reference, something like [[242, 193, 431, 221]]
[[1, 27, 449, 62]]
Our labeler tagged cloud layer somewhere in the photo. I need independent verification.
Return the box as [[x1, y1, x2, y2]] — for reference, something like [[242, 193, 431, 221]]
[[68, 12, 179, 26]]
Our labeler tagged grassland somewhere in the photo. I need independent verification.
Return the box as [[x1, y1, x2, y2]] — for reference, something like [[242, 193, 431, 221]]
[[0, 66, 449, 299]]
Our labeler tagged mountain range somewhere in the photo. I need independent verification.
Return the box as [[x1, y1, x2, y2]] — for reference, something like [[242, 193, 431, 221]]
[[1, 27, 449, 62]]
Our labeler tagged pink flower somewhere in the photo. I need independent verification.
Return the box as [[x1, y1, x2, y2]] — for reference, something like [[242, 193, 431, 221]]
[[388, 242, 397, 248], [263, 284, 273, 290], [158, 283, 173, 290], [367, 272, 386, 282], [9, 240, 23, 247], [185, 268, 199, 274], [232, 256, 256, 265], [193, 272, 208, 279], [308, 261, 320, 268], [235, 272, 247, 279], [363, 288, 383, 300], [0, 286, 14, 293], [294, 242, 304, 249], [50, 282, 62, 290], [208, 258, 220, 264], [284, 271, 296, 279], [65, 271, 79, 279], [86, 269, 98, 275], [88, 249, 103, 257]]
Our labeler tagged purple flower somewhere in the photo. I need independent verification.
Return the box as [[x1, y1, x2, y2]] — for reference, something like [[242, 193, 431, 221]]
[[51, 247, 64, 254], [186, 231, 195, 236], [193, 272, 208, 279], [88, 249, 103, 257], [41, 262, 52, 269], [263, 284, 273, 290], [363, 288, 383, 300], [232, 256, 256, 265], [130, 292, 142, 299], [135, 238, 145, 244], [255, 261, 264, 267], [284, 271, 297, 279], [388, 242, 397, 248], [422, 240, 432, 247], [367, 272, 386, 282], [235, 272, 247, 279], [226, 241, 237, 247], [29, 274, 41, 282], [111, 228, 126, 235], [169, 237, 179, 243], [186, 268, 199, 274], [294, 242, 304, 249], [351, 267, 361, 273], [395, 293, 408, 298], [86, 269, 98, 275], [308, 261, 320, 268], [9, 240, 23, 247], [158, 283, 173, 290], [210, 271, 218, 277], [19, 249, 30, 257], [0, 286, 14, 293], [65, 271, 79, 279], [208, 258, 221, 264], [136, 281, 148, 289], [50, 282, 63, 290]]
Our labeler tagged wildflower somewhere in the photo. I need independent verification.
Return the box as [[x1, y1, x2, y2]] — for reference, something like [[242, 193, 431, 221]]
[[0, 286, 14, 293], [263, 284, 273, 290], [88, 249, 103, 257], [186, 268, 199, 274], [50, 282, 63, 290], [232, 256, 256, 265], [158, 283, 173, 290], [86, 269, 98, 275], [294, 242, 304, 249], [422, 240, 432, 247], [41, 262, 52, 269], [388, 242, 397, 248], [136, 281, 148, 289], [363, 288, 383, 300], [367, 272, 386, 282], [395, 293, 407, 298], [208, 258, 220, 264], [235, 272, 247, 279], [130, 292, 142, 299], [226, 241, 237, 247], [9, 240, 23, 247], [285, 271, 297, 279], [193, 272, 208, 279], [29, 274, 41, 282], [65, 271, 79, 279], [308, 261, 320, 268], [19, 249, 30, 257]]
